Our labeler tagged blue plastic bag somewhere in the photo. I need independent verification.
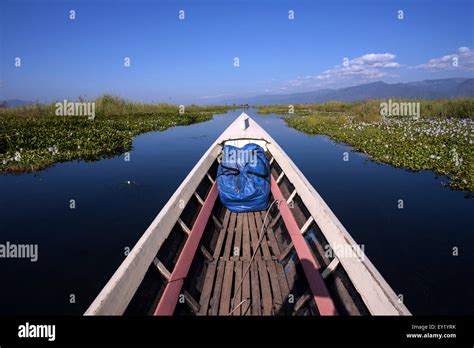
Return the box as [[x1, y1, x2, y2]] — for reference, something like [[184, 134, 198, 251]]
[[217, 143, 270, 212]]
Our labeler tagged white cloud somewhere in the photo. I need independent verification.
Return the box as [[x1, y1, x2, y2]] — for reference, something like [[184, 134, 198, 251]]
[[416, 46, 474, 71], [284, 52, 401, 89], [351, 53, 400, 67], [239, 46, 474, 97]]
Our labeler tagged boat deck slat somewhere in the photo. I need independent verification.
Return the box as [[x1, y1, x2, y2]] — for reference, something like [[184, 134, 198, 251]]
[[219, 261, 235, 315], [222, 213, 237, 259], [213, 210, 231, 259], [233, 260, 243, 316], [257, 260, 273, 315], [242, 213, 251, 258], [197, 262, 218, 315], [209, 260, 226, 316], [247, 212, 262, 260], [233, 214, 243, 258], [266, 260, 284, 310], [254, 212, 273, 259], [250, 262, 261, 315], [266, 225, 281, 257], [241, 260, 251, 315]]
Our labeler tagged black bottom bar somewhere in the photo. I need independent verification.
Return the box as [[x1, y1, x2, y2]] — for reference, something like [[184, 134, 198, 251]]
[[0, 316, 472, 346]]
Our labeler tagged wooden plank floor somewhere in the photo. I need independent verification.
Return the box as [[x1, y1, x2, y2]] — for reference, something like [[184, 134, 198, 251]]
[[198, 210, 290, 316]]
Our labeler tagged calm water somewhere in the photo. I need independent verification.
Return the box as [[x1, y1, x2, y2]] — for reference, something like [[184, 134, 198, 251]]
[[0, 109, 472, 315]]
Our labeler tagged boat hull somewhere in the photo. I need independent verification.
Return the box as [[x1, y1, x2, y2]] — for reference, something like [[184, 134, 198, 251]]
[[85, 113, 410, 316]]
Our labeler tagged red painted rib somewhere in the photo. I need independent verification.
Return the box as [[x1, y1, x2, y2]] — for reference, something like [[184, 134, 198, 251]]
[[154, 183, 218, 316], [271, 176, 338, 316]]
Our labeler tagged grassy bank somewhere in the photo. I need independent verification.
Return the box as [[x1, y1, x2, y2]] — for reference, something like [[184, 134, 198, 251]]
[[258, 99, 474, 191], [0, 95, 234, 173]]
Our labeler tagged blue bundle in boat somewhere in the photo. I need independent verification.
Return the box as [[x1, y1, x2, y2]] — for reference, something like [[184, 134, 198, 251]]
[[217, 143, 270, 212]]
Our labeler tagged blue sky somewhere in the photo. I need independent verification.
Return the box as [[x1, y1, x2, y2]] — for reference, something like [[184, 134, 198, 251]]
[[1, 0, 473, 104]]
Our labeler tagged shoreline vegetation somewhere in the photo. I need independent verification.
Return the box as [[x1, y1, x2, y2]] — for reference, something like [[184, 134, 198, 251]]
[[0, 95, 234, 173], [258, 99, 473, 191], [1, 95, 472, 191]]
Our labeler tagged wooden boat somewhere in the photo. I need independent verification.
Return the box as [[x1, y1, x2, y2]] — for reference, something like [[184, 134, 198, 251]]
[[85, 113, 410, 316]]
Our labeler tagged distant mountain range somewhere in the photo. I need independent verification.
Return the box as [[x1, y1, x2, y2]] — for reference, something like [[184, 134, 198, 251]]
[[219, 78, 474, 105], [2, 78, 473, 107], [0, 99, 32, 108]]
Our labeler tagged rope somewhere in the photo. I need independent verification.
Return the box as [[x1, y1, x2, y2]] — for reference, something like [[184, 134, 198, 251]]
[[228, 199, 283, 315]]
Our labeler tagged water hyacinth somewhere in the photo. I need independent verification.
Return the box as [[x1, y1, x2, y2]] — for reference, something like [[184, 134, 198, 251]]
[[259, 101, 474, 191]]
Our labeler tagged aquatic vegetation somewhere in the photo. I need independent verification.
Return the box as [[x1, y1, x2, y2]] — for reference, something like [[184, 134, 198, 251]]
[[286, 115, 473, 191], [0, 96, 234, 173], [258, 99, 473, 191]]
